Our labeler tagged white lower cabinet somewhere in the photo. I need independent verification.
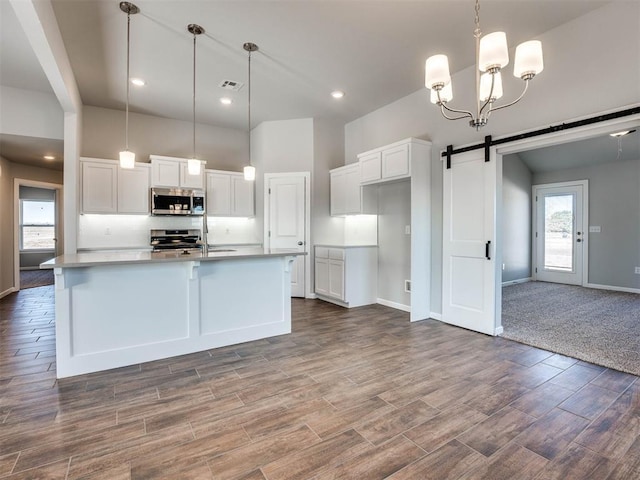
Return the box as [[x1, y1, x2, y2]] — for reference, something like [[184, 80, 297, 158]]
[[314, 246, 377, 308]]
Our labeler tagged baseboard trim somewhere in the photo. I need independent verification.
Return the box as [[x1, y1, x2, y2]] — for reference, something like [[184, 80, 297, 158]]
[[0, 287, 18, 299], [429, 312, 442, 321], [502, 277, 533, 287], [306, 293, 317, 299], [586, 283, 640, 294], [377, 298, 411, 313]]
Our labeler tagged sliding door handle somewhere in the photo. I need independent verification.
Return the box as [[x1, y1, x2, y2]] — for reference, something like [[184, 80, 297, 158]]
[[485, 241, 491, 260]]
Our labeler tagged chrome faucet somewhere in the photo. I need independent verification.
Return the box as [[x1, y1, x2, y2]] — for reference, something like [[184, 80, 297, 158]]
[[201, 214, 209, 255]]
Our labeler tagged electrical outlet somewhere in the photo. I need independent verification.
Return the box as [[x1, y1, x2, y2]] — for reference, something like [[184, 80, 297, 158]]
[[635, 267, 640, 275], [404, 280, 411, 293], [105, 227, 111, 235], [405, 225, 411, 235], [589, 226, 601, 233]]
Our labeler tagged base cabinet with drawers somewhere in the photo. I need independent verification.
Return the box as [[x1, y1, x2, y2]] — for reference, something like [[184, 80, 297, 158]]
[[314, 246, 377, 308]]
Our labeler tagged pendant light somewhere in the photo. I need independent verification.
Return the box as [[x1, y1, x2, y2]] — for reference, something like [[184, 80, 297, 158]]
[[187, 24, 204, 176], [243, 42, 258, 181], [118, 2, 139, 168]]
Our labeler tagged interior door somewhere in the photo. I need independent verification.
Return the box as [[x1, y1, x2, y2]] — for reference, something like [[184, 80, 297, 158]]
[[442, 149, 498, 335], [267, 175, 306, 297], [534, 183, 585, 285]]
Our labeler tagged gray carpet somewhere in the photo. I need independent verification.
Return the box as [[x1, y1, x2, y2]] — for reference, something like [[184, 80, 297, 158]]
[[20, 269, 54, 289], [502, 281, 640, 376]]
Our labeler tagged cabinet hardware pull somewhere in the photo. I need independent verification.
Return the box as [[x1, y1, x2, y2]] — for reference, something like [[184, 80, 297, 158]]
[[485, 241, 491, 260]]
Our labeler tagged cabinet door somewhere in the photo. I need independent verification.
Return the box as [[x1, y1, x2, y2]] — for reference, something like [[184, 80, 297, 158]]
[[231, 174, 255, 216], [344, 166, 362, 214], [151, 159, 180, 187], [328, 259, 345, 300], [315, 258, 330, 296], [82, 161, 117, 213], [206, 173, 231, 215], [118, 165, 150, 214], [359, 151, 382, 184], [382, 144, 410, 179], [180, 162, 204, 189], [330, 170, 346, 216]]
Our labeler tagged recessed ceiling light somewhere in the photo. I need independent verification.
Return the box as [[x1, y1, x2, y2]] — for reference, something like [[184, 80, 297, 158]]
[[44, 155, 55, 160], [220, 97, 233, 105], [131, 78, 146, 86], [609, 129, 636, 137], [331, 90, 345, 99]]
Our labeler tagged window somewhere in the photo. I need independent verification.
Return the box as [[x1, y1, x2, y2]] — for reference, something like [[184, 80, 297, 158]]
[[20, 200, 55, 250]]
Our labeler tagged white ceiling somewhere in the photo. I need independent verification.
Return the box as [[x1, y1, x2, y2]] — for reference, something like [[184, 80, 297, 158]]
[[0, 0, 624, 170]]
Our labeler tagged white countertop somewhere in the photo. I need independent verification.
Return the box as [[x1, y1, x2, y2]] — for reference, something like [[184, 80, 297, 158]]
[[41, 248, 304, 269]]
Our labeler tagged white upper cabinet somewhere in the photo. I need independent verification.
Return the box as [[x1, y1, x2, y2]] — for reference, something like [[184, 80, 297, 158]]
[[150, 155, 204, 189], [330, 163, 363, 216], [81, 158, 150, 214], [358, 138, 417, 185], [231, 174, 254, 217], [118, 164, 150, 214], [81, 159, 117, 213], [359, 151, 382, 184], [205, 170, 254, 217]]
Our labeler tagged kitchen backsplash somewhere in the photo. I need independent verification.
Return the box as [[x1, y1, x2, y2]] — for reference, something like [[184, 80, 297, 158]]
[[344, 215, 378, 245], [78, 215, 261, 249]]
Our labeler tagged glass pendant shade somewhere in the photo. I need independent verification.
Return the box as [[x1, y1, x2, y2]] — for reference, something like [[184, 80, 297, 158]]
[[430, 82, 453, 104], [479, 32, 509, 71], [187, 158, 201, 175], [243, 165, 256, 181], [479, 71, 503, 101], [425, 54, 451, 89], [119, 150, 135, 169], [514, 40, 544, 78]]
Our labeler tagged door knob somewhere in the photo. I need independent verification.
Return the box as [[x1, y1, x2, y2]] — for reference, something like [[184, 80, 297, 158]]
[[297, 241, 303, 246], [577, 239, 582, 242]]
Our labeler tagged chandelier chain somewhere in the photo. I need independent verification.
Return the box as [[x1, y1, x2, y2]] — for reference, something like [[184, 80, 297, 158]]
[[474, 0, 481, 38]]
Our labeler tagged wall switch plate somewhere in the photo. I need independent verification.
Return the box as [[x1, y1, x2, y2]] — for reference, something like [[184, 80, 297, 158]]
[[589, 226, 601, 233], [405, 225, 411, 235], [502, 263, 506, 271], [635, 267, 640, 275], [404, 280, 411, 293]]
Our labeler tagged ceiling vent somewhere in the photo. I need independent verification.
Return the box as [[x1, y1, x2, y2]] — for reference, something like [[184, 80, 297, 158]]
[[219, 80, 244, 91]]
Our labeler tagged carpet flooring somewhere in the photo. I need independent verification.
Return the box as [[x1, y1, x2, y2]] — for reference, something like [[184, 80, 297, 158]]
[[20, 269, 54, 289], [502, 281, 640, 376]]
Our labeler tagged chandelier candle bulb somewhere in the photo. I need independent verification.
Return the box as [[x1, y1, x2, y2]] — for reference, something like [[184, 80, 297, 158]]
[[480, 71, 503, 102], [479, 32, 509, 71], [430, 82, 453, 104], [425, 54, 451, 89], [514, 40, 544, 79]]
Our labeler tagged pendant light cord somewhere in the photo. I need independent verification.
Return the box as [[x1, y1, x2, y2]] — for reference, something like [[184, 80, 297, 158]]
[[192, 33, 197, 160], [248, 48, 252, 163], [125, 11, 131, 151]]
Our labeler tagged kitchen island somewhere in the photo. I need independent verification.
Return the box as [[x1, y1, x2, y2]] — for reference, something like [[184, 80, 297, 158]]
[[41, 249, 303, 378]]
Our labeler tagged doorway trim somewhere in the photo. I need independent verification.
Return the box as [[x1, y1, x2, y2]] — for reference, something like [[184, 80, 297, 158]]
[[13, 178, 63, 292], [263, 172, 311, 298], [532, 180, 589, 286]]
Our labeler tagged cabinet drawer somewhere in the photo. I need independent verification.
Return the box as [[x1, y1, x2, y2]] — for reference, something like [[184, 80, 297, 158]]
[[315, 247, 329, 259], [328, 248, 345, 260]]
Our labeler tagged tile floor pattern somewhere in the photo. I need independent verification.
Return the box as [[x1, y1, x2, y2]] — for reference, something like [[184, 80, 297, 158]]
[[0, 287, 639, 479]]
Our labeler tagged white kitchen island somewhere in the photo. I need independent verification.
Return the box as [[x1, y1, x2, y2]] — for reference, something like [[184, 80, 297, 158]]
[[41, 249, 303, 378]]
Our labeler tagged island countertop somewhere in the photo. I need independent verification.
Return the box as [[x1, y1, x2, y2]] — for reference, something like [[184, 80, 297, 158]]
[[41, 248, 304, 269]]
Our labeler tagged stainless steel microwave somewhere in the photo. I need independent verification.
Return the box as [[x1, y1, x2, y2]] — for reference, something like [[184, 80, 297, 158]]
[[150, 188, 205, 216]]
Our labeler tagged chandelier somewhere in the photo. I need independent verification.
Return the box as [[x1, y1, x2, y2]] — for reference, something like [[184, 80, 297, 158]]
[[118, 2, 139, 168], [424, 0, 544, 130]]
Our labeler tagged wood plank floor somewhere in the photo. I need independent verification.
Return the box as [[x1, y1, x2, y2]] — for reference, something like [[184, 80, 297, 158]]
[[1, 286, 639, 479]]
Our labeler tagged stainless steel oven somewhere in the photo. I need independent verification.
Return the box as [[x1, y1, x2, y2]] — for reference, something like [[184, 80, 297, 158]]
[[150, 229, 202, 253], [150, 188, 205, 216]]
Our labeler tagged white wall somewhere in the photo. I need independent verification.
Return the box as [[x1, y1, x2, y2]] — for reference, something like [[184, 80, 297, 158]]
[[0, 86, 63, 139], [502, 154, 532, 283], [82, 106, 249, 171], [344, 2, 640, 314]]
